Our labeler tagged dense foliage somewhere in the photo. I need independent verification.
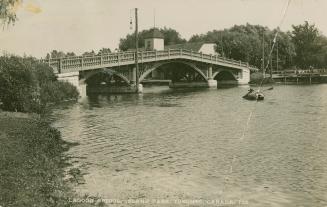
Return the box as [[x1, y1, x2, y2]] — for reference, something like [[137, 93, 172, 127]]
[[45, 47, 112, 59], [0, 55, 79, 113], [291, 21, 327, 68], [118, 22, 327, 70], [0, 0, 20, 26], [0, 116, 69, 206], [189, 24, 296, 70], [190, 22, 327, 70], [119, 27, 186, 51]]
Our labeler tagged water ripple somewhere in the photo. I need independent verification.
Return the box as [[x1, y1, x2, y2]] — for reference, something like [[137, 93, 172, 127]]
[[52, 85, 327, 206]]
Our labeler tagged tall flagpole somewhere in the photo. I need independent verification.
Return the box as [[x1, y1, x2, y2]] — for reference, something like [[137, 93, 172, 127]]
[[153, 9, 156, 28], [135, 8, 139, 93]]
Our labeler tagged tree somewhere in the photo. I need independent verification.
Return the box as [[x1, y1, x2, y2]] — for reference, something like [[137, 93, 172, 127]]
[[119, 27, 186, 51], [160, 27, 186, 45], [291, 21, 322, 68], [66, 52, 76, 57], [98, 48, 111, 55], [188, 24, 296, 70], [0, 55, 37, 112], [189, 34, 206, 43], [0, 0, 21, 26], [314, 36, 327, 67], [82, 50, 95, 56], [0, 55, 78, 113], [46, 50, 66, 59], [119, 30, 150, 51]]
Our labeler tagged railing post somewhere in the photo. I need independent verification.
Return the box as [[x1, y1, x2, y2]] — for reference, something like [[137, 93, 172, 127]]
[[168, 49, 170, 59], [81, 58, 84, 68], [180, 49, 182, 56], [155, 50, 157, 60], [208, 65, 213, 80], [100, 54, 103, 65], [201, 52, 203, 60], [117, 53, 120, 66], [239, 60, 241, 66], [59, 58, 62, 73]]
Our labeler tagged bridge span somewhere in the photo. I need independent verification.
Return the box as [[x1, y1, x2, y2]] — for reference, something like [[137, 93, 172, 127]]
[[43, 49, 258, 96]]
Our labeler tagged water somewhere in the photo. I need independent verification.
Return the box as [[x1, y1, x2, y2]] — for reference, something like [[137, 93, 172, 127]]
[[51, 85, 327, 206]]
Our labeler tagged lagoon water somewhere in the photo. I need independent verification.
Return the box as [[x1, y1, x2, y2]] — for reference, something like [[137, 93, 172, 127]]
[[51, 84, 327, 206]]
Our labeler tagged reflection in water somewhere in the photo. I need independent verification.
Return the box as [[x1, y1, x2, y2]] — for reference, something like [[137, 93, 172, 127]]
[[51, 85, 327, 206]]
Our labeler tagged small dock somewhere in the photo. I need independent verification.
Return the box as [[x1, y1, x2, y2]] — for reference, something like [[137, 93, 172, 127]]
[[271, 69, 327, 84]]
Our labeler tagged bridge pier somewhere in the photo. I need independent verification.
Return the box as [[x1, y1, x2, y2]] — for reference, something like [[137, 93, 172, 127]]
[[207, 66, 217, 87], [169, 79, 217, 88], [86, 84, 143, 94], [57, 71, 143, 97], [237, 68, 250, 84], [207, 79, 218, 87]]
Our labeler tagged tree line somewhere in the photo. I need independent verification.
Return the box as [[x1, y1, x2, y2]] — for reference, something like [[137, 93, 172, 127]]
[[45, 47, 112, 59], [2, 1, 326, 70], [43, 22, 327, 71], [118, 22, 327, 70]]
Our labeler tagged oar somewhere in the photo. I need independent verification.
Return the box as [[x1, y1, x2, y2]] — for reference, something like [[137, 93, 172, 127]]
[[257, 86, 273, 93], [262, 87, 273, 91]]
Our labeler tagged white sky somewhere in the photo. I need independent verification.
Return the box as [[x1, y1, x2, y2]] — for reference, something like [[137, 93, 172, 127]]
[[1, 0, 327, 58]]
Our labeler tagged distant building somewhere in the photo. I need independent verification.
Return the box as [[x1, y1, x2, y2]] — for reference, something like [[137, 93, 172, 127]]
[[165, 42, 218, 55], [144, 28, 164, 51], [127, 28, 219, 80], [128, 28, 218, 56]]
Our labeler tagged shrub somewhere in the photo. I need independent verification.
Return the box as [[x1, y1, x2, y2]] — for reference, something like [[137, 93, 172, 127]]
[[0, 55, 78, 113], [40, 81, 79, 106]]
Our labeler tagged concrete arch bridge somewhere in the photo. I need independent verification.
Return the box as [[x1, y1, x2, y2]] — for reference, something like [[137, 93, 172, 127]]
[[44, 49, 258, 96]]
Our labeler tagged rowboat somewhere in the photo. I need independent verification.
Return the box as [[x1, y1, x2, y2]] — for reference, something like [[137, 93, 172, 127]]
[[242, 89, 264, 101]]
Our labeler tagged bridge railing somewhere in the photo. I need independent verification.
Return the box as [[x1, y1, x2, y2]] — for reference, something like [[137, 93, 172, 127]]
[[272, 69, 327, 76], [41, 49, 258, 73]]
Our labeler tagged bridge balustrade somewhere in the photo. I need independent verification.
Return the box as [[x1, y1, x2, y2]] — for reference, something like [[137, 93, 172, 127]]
[[41, 49, 258, 73], [272, 69, 327, 77]]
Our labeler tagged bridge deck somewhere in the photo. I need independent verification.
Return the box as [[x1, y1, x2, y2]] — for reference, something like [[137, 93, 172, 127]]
[[42, 49, 258, 73]]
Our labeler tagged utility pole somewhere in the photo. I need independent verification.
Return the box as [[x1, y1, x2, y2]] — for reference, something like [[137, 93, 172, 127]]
[[134, 8, 139, 93], [276, 38, 279, 72], [270, 40, 273, 78], [262, 31, 265, 78]]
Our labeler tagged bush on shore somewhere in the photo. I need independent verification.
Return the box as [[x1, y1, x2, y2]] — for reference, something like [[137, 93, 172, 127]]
[[0, 115, 71, 206], [0, 113, 106, 207], [0, 55, 79, 113]]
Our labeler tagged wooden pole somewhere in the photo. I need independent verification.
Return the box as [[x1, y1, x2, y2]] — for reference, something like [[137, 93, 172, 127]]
[[262, 32, 265, 78], [276, 39, 279, 72], [270, 40, 273, 78], [135, 8, 139, 92]]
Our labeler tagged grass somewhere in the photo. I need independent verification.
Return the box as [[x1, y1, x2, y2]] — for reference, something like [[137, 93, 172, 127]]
[[0, 112, 106, 207]]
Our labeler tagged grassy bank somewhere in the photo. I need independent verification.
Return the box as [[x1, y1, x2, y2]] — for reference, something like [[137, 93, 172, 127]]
[[0, 112, 105, 207]]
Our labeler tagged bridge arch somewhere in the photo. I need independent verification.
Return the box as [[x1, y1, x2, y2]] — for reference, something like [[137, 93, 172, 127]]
[[138, 60, 208, 83], [213, 70, 238, 81], [80, 68, 130, 85]]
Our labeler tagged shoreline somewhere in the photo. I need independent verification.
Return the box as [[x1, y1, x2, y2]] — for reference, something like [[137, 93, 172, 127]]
[[0, 111, 105, 207]]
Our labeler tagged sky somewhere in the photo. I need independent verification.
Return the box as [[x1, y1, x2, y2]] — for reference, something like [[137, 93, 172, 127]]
[[1, 0, 327, 58]]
